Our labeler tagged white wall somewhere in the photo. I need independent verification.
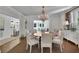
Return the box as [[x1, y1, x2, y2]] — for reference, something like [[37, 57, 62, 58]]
[[26, 15, 50, 32], [0, 14, 20, 39], [26, 15, 38, 32], [26, 13, 65, 32], [44, 20, 49, 29], [0, 15, 5, 38], [70, 8, 79, 29], [49, 13, 65, 31], [19, 15, 27, 37], [0, 16, 4, 29], [3, 15, 12, 39], [0, 14, 12, 39]]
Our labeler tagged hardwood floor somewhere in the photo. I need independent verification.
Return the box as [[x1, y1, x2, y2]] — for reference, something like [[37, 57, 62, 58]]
[[8, 38, 79, 53], [63, 39, 79, 53]]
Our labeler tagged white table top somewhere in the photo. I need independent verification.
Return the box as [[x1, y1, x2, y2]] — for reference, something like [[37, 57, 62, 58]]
[[34, 32, 42, 37], [33, 32, 50, 37]]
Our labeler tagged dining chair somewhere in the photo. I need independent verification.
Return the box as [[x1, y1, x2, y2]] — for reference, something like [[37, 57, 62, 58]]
[[41, 33, 53, 53], [52, 30, 63, 52], [26, 33, 39, 53]]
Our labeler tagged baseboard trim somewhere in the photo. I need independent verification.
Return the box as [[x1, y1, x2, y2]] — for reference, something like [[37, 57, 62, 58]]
[[63, 38, 78, 46]]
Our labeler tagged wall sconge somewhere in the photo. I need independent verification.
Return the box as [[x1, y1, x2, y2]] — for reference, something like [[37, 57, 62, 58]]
[[65, 20, 69, 30], [65, 20, 69, 25]]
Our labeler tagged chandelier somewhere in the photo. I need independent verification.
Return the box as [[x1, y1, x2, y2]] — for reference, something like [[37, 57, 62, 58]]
[[38, 6, 48, 21]]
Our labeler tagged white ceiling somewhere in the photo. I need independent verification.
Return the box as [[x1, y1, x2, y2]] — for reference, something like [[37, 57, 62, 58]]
[[11, 6, 69, 16], [0, 6, 74, 19], [0, 6, 22, 19]]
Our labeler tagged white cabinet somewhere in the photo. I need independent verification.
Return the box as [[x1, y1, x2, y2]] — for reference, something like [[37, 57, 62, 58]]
[[64, 30, 79, 47]]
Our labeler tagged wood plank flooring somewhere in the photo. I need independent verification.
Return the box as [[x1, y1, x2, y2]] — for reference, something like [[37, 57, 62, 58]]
[[8, 38, 79, 53]]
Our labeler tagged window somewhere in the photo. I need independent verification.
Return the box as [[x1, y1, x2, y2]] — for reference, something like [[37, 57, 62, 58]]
[[34, 23, 36, 27], [33, 20, 49, 32]]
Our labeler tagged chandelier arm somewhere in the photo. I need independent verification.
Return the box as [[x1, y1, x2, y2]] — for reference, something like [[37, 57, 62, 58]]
[[38, 6, 48, 21]]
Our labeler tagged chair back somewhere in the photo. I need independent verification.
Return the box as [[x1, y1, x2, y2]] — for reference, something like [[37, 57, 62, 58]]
[[41, 33, 52, 43], [53, 30, 63, 44], [27, 33, 33, 43]]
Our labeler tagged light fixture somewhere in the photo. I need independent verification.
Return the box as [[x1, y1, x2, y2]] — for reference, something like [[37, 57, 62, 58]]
[[38, 6, 48, 21], [65, 20, 69, 25]]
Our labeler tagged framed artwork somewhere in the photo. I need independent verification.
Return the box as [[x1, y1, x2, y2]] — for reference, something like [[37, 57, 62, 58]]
[[0, 16, 4, 31]]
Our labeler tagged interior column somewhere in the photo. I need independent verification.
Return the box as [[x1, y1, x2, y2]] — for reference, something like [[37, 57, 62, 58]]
[[19, 15, 27, 38]]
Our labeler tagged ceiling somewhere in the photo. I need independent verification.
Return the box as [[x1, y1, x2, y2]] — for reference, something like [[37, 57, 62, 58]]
[[0, 6, 22, 19], [12, 6, 69, 16], [0, 6, 74, 19]]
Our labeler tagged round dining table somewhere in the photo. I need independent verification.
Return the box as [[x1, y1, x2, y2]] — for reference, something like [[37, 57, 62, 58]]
[[33, 32, 52, 52], [33, 32, 42, 52]]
